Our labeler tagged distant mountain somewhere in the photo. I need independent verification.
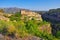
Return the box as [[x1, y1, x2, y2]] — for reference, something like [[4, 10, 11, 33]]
[[0, 7, 33, 14], [42, 8, 60, 23], [0, 7, 47, 14], [48, 8, 60, 13], [2, 7, 21, 13]]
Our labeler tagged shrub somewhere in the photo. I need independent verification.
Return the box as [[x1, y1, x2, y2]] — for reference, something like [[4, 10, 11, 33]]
[[9, 12, 21, 21], [56, 31, 60, 39], [0, 20, 16, 36], [0, 20, 8, 33], [25, 20, 40, 36], [13, 21, 28, 37]]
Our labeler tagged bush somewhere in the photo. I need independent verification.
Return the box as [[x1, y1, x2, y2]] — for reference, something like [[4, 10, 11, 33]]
[[0, 20, 8, 33], [25, 20, 40, 36], [13, 21, 28, 37], [0, 20, 16, 36], [56, 31, 60, 39], [9, 12, 21, 21]]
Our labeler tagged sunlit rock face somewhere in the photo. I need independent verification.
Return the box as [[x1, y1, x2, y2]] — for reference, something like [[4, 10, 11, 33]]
[[0, 34, 44, 40], [39, 23, 52, 34], [20, 9, 42, 21], [0, 12, 10, 21]]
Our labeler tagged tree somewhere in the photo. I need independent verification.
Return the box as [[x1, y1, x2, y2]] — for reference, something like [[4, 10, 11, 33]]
[[56, 31, 60, 38], [9, 12, 21, 21]]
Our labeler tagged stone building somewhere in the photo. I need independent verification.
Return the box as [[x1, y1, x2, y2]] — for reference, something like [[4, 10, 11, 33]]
[[20, 9, 42, 21]]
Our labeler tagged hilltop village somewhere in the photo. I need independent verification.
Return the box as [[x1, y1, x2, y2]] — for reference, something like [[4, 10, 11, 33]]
[[0, 8, 60, 40], [20, 9, 42, 21], [0, 8, 42, 21]]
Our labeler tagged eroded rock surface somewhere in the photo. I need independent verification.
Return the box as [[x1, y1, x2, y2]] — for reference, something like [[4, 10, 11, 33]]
[[0, 34, 44, 40]]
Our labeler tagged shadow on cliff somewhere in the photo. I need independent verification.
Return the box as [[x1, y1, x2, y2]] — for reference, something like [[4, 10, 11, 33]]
[[41, 13, 60, 36]]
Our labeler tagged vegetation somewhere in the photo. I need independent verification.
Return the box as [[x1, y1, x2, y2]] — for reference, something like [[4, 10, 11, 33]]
[[56, 31, 60, 39], [9, 12, 21, 21], [0, 12, 59, 40]]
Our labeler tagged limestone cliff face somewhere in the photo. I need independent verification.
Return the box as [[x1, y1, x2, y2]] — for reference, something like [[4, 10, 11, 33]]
[[0, 12, 10, 21], [39, 23, 52, 34], [20, 10, 42, 21]]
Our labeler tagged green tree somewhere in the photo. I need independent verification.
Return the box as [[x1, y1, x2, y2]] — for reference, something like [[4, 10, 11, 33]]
[[56, 31, 60, 39], [9, 12, 21, 21]]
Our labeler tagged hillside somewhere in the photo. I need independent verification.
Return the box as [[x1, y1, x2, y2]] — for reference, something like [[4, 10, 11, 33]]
[[42, 8, 60, 39], [0, 8, 59, 40]]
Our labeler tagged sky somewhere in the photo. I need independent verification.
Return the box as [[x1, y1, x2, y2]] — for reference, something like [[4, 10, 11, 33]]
[[0, 0, 60, 11]]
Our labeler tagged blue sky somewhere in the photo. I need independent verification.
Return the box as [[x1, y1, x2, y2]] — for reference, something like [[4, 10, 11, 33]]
[[0, 0, 60, 11]]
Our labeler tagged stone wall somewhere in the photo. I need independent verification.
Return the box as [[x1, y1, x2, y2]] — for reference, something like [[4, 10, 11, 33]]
[[20, 10, 42, 21]]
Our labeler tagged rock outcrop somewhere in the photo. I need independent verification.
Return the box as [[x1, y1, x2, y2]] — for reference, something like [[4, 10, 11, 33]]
[[39, 23, 51, 34], [0, 12, 10, 21], [0, 34, 44, 40]]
